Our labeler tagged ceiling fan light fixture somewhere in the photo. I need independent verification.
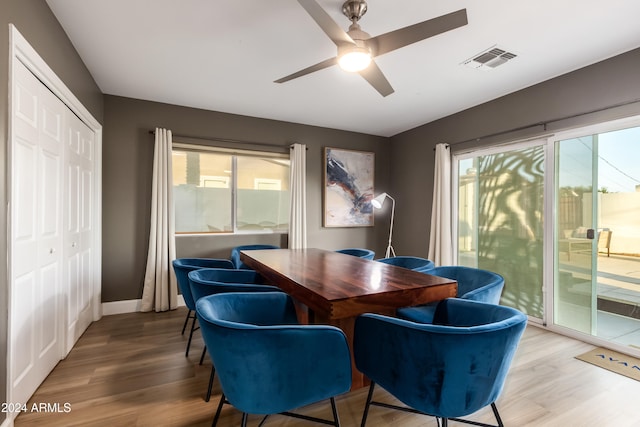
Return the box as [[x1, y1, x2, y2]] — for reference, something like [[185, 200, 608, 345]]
[[277, 1, 468, 96], [338, 45, 371, 72]]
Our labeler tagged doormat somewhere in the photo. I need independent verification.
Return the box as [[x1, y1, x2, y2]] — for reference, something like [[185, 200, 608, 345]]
[[576, 347, 640, 381]]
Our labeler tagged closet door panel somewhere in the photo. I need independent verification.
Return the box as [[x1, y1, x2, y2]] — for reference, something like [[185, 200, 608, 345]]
[[64, 111, 94, 351], [77, 119, 94, 332], [65, 125, 81, 351], [33, 70, 64, 388], [10, 60, 64, 405], [11, 62, 40, 400]]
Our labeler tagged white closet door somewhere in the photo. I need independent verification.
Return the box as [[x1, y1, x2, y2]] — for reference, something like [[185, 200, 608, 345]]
[[11, 60, 64, 405], [64, 112, 95, 354]]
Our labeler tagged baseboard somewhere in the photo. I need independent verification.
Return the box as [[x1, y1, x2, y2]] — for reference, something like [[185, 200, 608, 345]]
[[1, 413, 14, 427], [101, 295, 185, 316]]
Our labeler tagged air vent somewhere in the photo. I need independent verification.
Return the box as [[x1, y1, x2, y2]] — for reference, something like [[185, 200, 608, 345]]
[[463, 46, 517, 70]]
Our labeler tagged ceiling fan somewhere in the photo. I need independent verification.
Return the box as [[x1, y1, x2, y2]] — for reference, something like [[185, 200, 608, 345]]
[[275, 0, 468, 97]]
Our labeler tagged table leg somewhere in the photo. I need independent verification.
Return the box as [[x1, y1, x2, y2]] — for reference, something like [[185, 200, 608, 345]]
[[312, 309, 395, 391]]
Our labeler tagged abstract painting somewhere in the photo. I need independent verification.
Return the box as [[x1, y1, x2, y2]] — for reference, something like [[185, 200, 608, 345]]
[[324, 147, 375, 227]]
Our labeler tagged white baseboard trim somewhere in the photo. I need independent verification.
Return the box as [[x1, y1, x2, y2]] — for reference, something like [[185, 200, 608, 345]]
[[101, 295, 185, 316], [1, 414, 14, 427]]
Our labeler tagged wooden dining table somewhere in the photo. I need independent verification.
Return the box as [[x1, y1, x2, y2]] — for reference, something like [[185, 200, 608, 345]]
[[240, 248, 458, 390]]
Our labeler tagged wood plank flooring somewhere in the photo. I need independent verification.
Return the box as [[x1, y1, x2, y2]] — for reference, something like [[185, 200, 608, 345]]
[[14, 307, 640, 427]]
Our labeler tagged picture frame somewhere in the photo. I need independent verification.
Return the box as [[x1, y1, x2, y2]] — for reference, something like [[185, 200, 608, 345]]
[[323, 147, 375, 227]]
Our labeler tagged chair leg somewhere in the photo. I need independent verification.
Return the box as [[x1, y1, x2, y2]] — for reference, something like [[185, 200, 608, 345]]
[[491, 403, 504, 427], [186, 315, 197, 357], [181, 309, 192, 335], [360, 382, 376, 427], [200, 346, 207, 365], [442, 418, 448, 427], [448, 403, 504, 427], [211, 393, 226, 427], [205, 365, 216, 402], [330, 397, 341, 427], [241, 413, 248, 427]]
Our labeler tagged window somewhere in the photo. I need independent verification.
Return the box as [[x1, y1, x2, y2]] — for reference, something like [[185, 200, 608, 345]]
[[172, 146, 290, 234]]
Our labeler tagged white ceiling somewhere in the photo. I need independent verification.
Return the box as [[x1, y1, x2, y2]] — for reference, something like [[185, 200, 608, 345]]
[[46, 0, 640, 137]]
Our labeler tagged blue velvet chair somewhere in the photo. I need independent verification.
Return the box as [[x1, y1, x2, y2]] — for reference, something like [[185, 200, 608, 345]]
[[197, 292, 352, 427], [376, 256, 435, 273], [355, 298, 527, 427], [335, 248, 375, 260], [397, 266, 505, 323], [188, 268, 282, 402], [172, 258, 235, 356], [230, 244, 279, 269]]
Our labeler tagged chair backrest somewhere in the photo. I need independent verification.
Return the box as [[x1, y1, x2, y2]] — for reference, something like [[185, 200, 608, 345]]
[[377, 256, 435, 273], [172, 258, 235, 309], [354, 298, 527, 419], [196, 292, 352, 415], [431, 265, 504, 303], [598, 229, 612, 249], [230, 244, 280, 269], [336, 248, 375, 260], [188, 268, 280, 302]]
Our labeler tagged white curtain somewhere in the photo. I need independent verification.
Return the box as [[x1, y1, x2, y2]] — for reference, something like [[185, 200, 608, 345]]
[[289, 143, 307, 249], [428, 143, 453, 266], [141, 128, 178, 312]]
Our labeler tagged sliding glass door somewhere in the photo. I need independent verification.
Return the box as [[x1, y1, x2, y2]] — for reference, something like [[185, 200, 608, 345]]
[[456, 142, 545, 318], [454, 117, 640, 350], [554, 135, 597, 334], [554, 124, 640, 346]]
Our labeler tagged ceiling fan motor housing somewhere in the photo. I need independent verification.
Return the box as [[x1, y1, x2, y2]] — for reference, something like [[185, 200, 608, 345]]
[[342, 0, 367, 22]]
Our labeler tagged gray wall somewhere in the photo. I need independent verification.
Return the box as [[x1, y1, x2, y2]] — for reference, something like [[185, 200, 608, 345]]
[[103, 95, 391, 302], [1, 0, 104, 421], [390, 48, 640, 257]]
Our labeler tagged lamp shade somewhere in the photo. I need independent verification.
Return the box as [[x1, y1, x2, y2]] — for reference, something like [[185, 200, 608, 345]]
[[371, 192, 388, 209]]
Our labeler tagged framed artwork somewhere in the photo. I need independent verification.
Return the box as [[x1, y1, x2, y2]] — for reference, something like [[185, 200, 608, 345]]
[[324, 147, 375, 227]]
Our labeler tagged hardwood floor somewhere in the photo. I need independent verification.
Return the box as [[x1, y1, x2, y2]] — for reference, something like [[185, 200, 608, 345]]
[[14, 307, 640, 427]]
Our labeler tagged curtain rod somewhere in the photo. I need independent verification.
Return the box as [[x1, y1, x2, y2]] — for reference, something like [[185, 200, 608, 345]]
[[148, 130, 305, 150], [443, 97, 640, 149]]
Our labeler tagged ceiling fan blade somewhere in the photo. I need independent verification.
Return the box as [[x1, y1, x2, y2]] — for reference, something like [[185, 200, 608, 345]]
[[297, 0, 356, 47], [359, 60, 394, 97], [274, 57, 338, 83], [369, 9, 468, 57]]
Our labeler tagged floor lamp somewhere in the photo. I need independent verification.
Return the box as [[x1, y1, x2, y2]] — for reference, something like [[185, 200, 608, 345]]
[[371, 192, 396, 258]]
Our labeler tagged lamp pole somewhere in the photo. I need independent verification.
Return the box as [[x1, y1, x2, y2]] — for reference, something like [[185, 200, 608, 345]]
[[372, 192, 396, 258], [385, 194, 396, 258]]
